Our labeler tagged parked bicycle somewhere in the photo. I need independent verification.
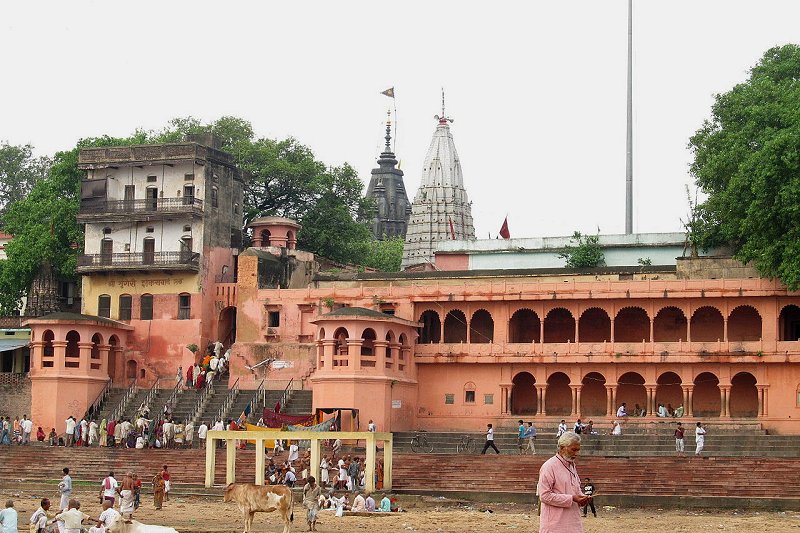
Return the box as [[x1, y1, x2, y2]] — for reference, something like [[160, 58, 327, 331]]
[[456, 434, 476, 454], [410, 430, 434, 453]]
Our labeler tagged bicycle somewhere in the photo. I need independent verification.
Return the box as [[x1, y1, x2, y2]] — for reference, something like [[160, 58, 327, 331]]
[[410, 430, 434, 453], [456, 434, 476, 454]]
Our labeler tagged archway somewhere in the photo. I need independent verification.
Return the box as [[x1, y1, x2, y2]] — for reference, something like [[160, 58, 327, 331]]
[[108, 335, 119, 380], [581, 372, 606, 416], [655, 372, 683, 413], [693, 372, 721, 417], [508, 309, 540, 343], [65, 330, 80, 368], [260, 229, 271, 246], [615, 307, 650, 342], [126, 359, 138, 379], [728, 306, 761, 341], [779, 305, 800, 341], [218, 306, 237, 347], [691, 307, 724, 342], [90, 333, 102, 368], [511, 372, 537, 415], [333, 327, 349, 367], [730, 372, 758, 417], [444, 310, 467, 343], [469, 309, 494, 344], [545, 372, 572, 416], [653, 307, 687, 342], [544, 308, 575, 343], [361, 328, 376, 356], [578, 308, 610, 342], [616, 372, 646, 414], [385, 330, 396, 360], [419, 310, 441, 344]]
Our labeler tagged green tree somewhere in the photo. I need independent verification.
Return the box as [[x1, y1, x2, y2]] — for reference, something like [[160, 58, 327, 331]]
[[689, 44, 800, 289], [0, 142, 50, 222], [558, 231, 605, 268], [0, 134, 148, 313], [351, 236, 405, 272]]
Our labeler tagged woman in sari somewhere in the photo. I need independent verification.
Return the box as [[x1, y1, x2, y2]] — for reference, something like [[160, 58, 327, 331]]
[[99, 419, 108, 447]]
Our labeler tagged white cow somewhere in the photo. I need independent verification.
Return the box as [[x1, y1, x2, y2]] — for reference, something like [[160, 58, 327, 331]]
[[105, 516, 178, 533]]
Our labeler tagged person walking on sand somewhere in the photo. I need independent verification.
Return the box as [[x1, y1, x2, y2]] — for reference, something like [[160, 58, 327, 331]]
[[480, 423, 500, 454], [152, 473, 165, 510], [537, 431, 591, 532]]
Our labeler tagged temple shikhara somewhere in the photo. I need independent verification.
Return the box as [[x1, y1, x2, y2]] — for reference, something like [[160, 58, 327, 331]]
[[13, 100, 800, 439]]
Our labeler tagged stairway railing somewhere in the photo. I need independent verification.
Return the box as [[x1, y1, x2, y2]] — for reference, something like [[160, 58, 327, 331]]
[[216, 377, 240, 424], [84, 378, 113, 421], [243, 379, 265, 424], [280, 378, 295, 413], [161, 376, 184, 419], [190, 380, 214, 424], [108, 379, 138, 422]]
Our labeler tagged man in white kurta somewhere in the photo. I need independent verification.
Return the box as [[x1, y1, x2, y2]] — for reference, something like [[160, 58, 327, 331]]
[[88, 500, 119, 533], [537, 431, 589, 533]]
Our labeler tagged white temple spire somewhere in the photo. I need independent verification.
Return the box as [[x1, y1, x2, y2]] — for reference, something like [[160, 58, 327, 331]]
[[402, 94, 475, 269]]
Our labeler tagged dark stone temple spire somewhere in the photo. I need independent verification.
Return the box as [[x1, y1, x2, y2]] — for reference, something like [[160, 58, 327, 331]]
[[365, 111, 411, 240]]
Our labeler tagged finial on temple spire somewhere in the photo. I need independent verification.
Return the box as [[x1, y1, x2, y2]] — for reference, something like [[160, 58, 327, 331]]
[[384, 109, 392, 152], [434, 88, 454, 125]]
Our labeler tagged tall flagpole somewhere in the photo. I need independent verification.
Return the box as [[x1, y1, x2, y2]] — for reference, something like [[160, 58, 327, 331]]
[[625, 0, 634, 235]]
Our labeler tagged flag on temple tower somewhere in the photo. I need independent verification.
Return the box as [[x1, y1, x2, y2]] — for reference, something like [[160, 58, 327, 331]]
[[381, 87, 395, 98], [499, 216, 511, 239]]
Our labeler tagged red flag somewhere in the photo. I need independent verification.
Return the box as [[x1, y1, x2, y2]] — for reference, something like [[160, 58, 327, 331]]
[[448, 217, 456, 240], [499, 216, 511, 239]]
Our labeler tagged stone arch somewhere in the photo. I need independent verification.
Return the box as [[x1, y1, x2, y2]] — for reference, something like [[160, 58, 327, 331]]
[[653, 306, 687, 342], [578, 308, 610, 342], [511, 372, 537, 415], [385, 330, 396, 359], [691, 307, 724, 342], [656, 372, 683, 413], [779, 304, 800, 341], [469, 309, 494, 344], [464, 381, 476, 404], [508, 308, 540, 343], [65, 330, 80, 360], [218, 306, 237, 345], [108, 335, 119, 380], [399, 333, 409, 346], [693, 372, 721, 417], [286, 230, 294, 248], [545, 372, 571, 416], [419, 310, 441, 344], [333, 327, 349, 356], [544, 308, 575, 343], [616, 372, 646, 414], [581, 372, 606, 416], [444, 309, 467, 343], [126, 359, 138, 379], [728, 305, 761, 341], [43, 330, 55, 358], [260, 229, 271, 246], [730, 372, 758, 417], [91, 333, 103, 361], [361, 328, 376, 356], [318, 328, 326, 340], [615, 307, 650, 342]]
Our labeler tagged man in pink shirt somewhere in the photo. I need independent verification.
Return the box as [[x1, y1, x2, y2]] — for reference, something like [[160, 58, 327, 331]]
[[536, 431, 591, 532]]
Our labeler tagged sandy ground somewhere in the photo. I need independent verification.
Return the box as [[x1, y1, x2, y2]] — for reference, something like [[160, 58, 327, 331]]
[[4, 489, 800, 532]]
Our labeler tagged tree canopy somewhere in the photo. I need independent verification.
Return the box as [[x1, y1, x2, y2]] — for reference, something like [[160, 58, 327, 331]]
[[0, 142, 50, 221], [689, 44, 800, 289]]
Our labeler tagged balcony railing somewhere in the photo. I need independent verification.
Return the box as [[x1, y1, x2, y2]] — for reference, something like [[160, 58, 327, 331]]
[[79, 197, 203, 217], [76, 251, 200, 272]]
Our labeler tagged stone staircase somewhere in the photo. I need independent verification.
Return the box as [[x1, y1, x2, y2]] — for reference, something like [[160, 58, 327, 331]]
[[393, 424, 800, 457], [2, 446, 800, 508]]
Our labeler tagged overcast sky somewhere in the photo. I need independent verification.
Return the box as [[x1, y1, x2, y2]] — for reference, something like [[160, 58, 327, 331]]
[[2, 1, 798, 239]]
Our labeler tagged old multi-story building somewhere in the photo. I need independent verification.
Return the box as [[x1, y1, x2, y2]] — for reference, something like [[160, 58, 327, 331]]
[[364, 115, 411, 240], [26, 135, 244, 430]]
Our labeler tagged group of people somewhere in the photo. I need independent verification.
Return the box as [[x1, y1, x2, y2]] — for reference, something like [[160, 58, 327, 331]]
[[616, 401, 685, 419], [301, 475, 395, 531], [184, 340, 230, 390], [0, 414, 40, 445]]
